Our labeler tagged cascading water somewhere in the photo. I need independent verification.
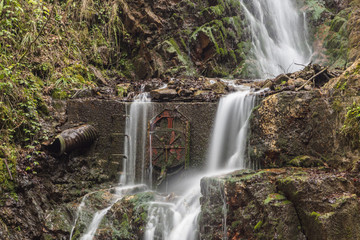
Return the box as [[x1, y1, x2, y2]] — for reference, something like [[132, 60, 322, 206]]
[[79, 184, 148, 240], [207, 87, 256, 171], [121, 92, 151, 185], [69, 192, 91, 240], [144, 87, 255, 240], [241, 0, 312, 78], [72, 1, 311, 238], [72, 92, 152, 240]]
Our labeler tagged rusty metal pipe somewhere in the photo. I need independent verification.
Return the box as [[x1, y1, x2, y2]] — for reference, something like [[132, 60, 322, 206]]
[[48, 124, 98, 155]]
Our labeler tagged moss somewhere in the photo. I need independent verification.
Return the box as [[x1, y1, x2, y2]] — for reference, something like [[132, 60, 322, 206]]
[[264, 193, 286, 205], [288, 155, 316, 167], [164, 38, 195, 76], [279, 173, 310, 185], [32, 62, 54, 80], [129, 192, 154, 207], [116, 86, 127, 97], [190, 20, 228, 57], [322, 9, 350, 69], [341, 102, 360, 148], [330, 194, 356, 209], [335, 80, 347, 91], [225, 0, 241, 9], [211, 65, 229, 77], [227, 169, 263, 183], [305, 0, 328, 22], [120, 213, 131, 237], [201, 5, 225, 17], [0, 146, 17, 194]]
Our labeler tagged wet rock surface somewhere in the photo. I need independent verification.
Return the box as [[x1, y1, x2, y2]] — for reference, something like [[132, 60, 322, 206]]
[[249, 59, 360, 170], [197, 60, 360, 240], [67, 187, 153, 240], [249, 90, 335, 168], [199, 168, 360, 240], [114, 0, 248, 78]]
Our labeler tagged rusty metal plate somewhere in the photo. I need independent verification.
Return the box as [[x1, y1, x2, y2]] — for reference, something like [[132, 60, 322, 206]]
[[148, 109, 190, 176]]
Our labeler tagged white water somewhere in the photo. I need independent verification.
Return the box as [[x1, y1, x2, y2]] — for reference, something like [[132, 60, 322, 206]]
[[144, 87, 255, 240], [241, 0, 312, 78], [121, 92, 151, 185], [208, 88, 256, 171], [80, 206, 112, 240], [72, 1, 311, 238], [74, 92, 151, 240], [69, 192, 90, 240], [80, 184, 148, 240]]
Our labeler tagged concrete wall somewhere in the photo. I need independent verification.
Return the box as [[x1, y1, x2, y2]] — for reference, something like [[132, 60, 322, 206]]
[[65, 99, 218, 184]]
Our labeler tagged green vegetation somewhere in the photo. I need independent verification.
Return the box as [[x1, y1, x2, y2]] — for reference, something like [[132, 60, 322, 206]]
[[264, 193, 286, 204], [304, 0, 328, 22], [341, 102, 360, 148], [0, 0, 133, 195], [324, 10, 350, 69]]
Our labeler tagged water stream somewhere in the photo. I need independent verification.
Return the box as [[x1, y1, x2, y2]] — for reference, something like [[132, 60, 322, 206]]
[[207, 88, 256, 171], [144, 87, 255, 240], [71, 92, 151, 240], [121, 92, 151, 185], [241, 0, 312, 78], [71, 0, 311, 238], [79, 184, 148, 240]]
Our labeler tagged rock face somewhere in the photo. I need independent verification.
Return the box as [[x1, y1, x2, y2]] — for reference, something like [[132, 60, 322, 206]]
[[68, 187, 153, 240], [303, 0, 360, 68], [198, 59, 360, 240], [199, 168, 360, 240], [249, 59, 360, 170], [249, 90, 335, 168], [113, 0, 249, 78]]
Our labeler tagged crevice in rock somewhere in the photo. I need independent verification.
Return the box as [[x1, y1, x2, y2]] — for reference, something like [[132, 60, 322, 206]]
[[277, 185, 308, 240]]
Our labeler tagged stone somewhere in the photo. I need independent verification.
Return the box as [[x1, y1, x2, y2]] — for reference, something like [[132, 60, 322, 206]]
[[150, 88, 178, 100], [249, 91, 335, 168]]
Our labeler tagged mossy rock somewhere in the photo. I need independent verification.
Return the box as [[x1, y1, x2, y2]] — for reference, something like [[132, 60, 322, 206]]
[[288, 155, 324, 167]]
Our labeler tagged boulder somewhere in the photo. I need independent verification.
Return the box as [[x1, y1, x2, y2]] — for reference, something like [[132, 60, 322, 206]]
[[199, 168, 360, 240]]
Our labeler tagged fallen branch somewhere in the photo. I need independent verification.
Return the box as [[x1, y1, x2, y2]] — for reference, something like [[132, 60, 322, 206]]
[[296, 67, 329, 91], [3, 158, 13, 180]]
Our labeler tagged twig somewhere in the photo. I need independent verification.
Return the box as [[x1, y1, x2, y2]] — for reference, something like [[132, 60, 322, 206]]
[[3, 158, 13, 180], [296, 67, 329, 91]]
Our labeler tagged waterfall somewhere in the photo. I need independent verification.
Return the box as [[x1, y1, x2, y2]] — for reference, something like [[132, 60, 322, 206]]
[[74, 92, 151, 240], [120, 92, 151, 185], [79, 184, 148, 240], [69, 192, 91, 240], [241, 0, 312, 78], [144, 87, 255, 239], [207, 89, 255, 171]]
